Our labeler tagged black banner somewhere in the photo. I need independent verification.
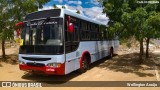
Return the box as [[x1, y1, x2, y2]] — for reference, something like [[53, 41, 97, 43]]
[[0, 81, 160, 87]]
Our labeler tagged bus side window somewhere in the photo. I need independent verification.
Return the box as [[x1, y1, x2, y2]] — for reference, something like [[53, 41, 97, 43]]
[[104, 30, 107, 40], [95, 25, 99, 40], [97, 25, 100, 40], [65, 15, 71, 53], [90, 23, 97, 40], [65, 15, 79, 53], [90, 23, 93, 40], [72, 18, 79, 41], [81, 21, 90, 40], [87, 23, 90, 40], [79, 21, 82, 40], [64, 15, 68, 41]]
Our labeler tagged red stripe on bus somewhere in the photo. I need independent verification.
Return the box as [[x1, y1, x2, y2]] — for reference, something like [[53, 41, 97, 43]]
[[79, 51, 90, 69], [19, 63, 65, 75]]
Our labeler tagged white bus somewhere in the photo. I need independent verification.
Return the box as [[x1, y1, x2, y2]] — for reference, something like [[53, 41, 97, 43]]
[[16, 9, 119, 75]]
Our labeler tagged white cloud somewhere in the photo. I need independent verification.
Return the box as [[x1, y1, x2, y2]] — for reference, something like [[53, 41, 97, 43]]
[[84, 7, 109, 24], [90, 0, 100, 5], [54, 0, 63, 3], [39, 5, 109, 25], [65, 5, 84, 15], [39, 4, 84, 15], [67, 1, 82, 5], [85, 0, 100, 6], [65, 5, 109, 24]]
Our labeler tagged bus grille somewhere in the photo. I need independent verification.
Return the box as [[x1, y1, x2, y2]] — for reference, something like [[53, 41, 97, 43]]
[[22, 57, 51, 61], [27, 62, 45, 67]]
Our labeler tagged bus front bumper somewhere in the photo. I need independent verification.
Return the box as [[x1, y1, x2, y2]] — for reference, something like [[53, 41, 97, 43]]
[[19, 64, 65, 75]]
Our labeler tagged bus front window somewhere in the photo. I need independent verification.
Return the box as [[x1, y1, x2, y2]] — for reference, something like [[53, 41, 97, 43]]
[[20, 18, 64, 54]]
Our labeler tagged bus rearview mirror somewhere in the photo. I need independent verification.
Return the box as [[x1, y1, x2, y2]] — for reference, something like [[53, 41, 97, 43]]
[[16, 22, 24, 27], [15, 22, 24, 43], [68, 23, 74, 33]]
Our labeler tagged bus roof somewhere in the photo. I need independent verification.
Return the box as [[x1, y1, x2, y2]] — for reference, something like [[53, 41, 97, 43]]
[[25, 9, 106, 26]]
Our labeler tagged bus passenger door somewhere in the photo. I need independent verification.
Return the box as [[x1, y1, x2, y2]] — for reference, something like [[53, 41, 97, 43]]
[[64, 15, 80, 74]]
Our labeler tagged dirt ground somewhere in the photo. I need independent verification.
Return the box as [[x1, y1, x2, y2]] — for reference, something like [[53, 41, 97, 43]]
[[0, 45, 160, 90]]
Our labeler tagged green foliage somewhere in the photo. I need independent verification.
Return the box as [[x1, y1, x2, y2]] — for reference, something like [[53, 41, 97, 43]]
[[101, 0, 160, 40], [100, 0, 160, 40], [8, 0, 50, 21], [146, 12, 160, 38], [0, 0, 13, 41], [121, 7, 148, 41], [107, 22, 124, 39], [100, 0, 160, 61]]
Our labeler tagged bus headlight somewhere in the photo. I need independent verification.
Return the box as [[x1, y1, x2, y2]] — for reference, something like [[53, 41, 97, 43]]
[[47, 63, 61, 68]]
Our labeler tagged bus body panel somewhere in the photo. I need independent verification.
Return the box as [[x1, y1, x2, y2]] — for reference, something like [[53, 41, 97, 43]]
[[65, 51, 80, 74], [64, 40, 119, 74], [18, 9, 119, 75]]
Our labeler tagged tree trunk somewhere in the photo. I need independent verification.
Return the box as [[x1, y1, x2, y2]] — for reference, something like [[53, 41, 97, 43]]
[[146, 38, 150, 58], [142, 39, 144, 55], [142, 43, 144, 55], [139, 39, 143, 63], [2, 39, 6, 59]]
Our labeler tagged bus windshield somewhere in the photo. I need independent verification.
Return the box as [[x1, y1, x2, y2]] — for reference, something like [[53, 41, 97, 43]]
[[20, 18, 64, 55], [21, 18, 63, 46]]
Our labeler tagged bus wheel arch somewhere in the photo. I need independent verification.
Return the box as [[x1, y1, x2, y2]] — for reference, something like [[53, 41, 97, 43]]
[[78, 51, 91, 73]]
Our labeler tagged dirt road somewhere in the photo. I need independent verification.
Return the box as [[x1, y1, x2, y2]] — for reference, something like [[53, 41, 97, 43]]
[[0, 46, 160, 90]]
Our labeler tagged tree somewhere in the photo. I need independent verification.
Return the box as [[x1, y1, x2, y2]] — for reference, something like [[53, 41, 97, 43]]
[[144, 3, 160, 58], [0, 1, 14, 58], [101, 0, 160, 63], [145, 12, 160, 58], [120, 7, 148, 62], [0, 0, 50, 59], [125, 8, 147, 62]]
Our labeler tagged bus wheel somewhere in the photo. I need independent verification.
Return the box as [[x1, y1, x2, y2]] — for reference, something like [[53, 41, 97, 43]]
[[109, 48, 113, 58], [78, 56, 89, 73]]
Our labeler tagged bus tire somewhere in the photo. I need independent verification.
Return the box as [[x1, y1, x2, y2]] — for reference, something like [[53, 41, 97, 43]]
[[78, 56, 89, 73], [109, 47, 113, 59]]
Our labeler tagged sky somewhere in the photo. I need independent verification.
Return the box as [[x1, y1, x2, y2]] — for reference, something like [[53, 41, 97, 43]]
[[39, 0, 109, 24]]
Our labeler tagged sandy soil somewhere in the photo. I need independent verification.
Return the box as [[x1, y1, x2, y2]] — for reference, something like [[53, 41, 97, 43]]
[[0, 45, 160, 90]]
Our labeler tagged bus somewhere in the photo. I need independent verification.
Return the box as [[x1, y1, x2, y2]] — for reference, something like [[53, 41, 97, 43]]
[[16, 9, 119, 75]]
